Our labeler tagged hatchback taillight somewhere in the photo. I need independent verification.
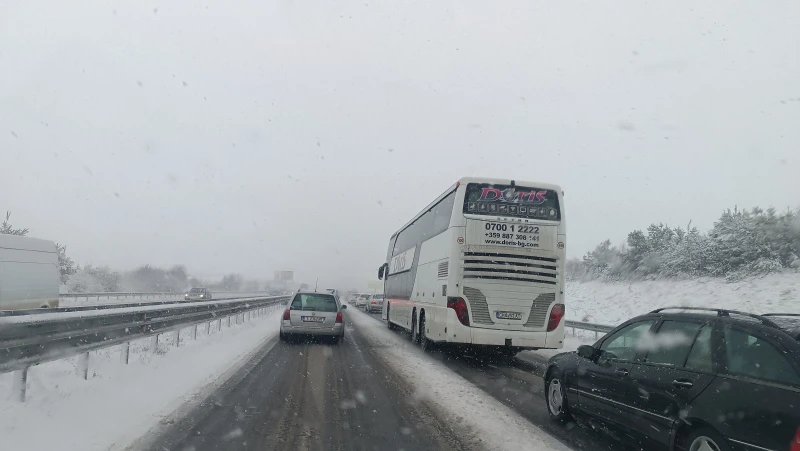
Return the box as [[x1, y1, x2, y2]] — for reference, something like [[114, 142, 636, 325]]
[[547, 304, 565, 331], [336, 312, 343, 323], [282, 309, 290, 320], [447, 297, 470, 326]]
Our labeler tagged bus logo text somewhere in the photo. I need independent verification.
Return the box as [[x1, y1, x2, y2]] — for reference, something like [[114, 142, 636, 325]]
[[479, 188, 547, 204]]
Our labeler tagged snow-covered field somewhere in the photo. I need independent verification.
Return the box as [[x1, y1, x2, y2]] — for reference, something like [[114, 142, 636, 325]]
[[566, 272, 800, 327], [0, 308, 283, 451], [347, 307, 571, 451]]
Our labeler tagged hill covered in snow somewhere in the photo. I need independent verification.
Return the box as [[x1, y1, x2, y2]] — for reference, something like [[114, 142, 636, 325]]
[[566, 272, 799, 327]]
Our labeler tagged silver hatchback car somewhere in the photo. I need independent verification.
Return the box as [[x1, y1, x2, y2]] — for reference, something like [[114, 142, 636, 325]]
[[279, 291, 346, 343]]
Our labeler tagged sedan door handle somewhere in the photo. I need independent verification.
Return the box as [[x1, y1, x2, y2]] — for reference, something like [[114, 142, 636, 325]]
[[672, 379, 693, 389], [615, 368, 629, 376]]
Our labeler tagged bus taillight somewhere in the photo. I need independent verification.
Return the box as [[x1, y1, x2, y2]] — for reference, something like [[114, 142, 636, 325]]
[[447, 297, 470, 326], [547, 304, 565, 331]]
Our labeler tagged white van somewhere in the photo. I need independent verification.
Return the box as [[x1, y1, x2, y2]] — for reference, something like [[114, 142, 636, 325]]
[[0, 234, 60, 310]]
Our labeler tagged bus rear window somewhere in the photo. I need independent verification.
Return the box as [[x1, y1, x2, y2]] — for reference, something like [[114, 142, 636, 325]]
[[463, 182, 560, 220]]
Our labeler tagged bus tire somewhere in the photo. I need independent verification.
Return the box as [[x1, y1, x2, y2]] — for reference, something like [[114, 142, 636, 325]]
[[386, 305, 398, 330], [410, 310, 419, 343], [419, 314, 433, 352]]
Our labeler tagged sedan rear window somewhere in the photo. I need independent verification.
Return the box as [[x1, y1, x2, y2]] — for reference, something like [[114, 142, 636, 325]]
[[373, 295, 384, 299], [290, 294, 338, 312]]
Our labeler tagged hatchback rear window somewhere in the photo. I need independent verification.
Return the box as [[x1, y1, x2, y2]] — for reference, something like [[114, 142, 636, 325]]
[[724, 326, 800, 386], [373, 295, 384, 299], [290, 294, 338, 312], [766, 316, 800, 341]]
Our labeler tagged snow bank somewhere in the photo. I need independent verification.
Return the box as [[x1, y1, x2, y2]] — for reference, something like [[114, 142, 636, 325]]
[[346, 308, 572, 451], [0, 308, 283, 451], [566, 272, 800, 327]]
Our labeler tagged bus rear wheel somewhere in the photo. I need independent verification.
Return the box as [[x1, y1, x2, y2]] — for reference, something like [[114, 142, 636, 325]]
[[410, 311, 419, 343], [419, 314, 434, 352]]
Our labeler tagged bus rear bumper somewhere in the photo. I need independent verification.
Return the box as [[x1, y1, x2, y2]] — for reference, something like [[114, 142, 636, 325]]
[[465, 327, 547, 348], [444, 311, 565, 349]]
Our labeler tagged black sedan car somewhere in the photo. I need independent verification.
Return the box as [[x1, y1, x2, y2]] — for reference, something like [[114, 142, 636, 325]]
[[545, 308, 800, 451]]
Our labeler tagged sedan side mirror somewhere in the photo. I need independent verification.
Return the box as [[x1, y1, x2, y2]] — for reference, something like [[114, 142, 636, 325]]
[[577, 345, 597, 360], [341, 304, 348, 310]]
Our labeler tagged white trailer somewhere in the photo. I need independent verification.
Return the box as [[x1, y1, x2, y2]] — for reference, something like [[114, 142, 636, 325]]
[[0, 234, 60, 310]]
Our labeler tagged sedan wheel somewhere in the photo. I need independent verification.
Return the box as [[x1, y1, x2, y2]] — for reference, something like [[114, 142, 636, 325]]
[[686, 428, 730, 451], [689, 437, 721, 451], [546, 376, 569, 421]]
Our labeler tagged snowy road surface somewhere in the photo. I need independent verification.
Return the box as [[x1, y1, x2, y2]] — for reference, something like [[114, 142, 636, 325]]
[[140, 307, 622, 451], [359, 309, 632, 451], [143, 312, 474, 451], [2, 302, 632, 451]]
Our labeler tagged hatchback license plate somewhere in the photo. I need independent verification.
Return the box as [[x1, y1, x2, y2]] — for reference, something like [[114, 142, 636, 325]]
[[301, 316, 325, 322], [495, 311, 523, 320]]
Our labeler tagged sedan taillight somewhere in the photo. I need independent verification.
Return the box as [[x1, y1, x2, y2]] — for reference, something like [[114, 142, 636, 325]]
[[790, 426, 800, 451], [283, 309, 291, 320], [336, 312, 343, 323]]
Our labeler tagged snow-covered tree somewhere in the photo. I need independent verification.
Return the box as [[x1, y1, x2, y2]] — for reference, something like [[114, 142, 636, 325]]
[[0, 211, 29, 236], [576, 206, 799, 280], [56, 243, 77, 284]]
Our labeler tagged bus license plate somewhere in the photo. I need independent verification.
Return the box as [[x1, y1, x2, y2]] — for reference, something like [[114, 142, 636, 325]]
[[495, 311, 523, 320], [301, 316, 325, 322]]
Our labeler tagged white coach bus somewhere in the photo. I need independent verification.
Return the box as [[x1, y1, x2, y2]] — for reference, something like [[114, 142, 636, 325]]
[[378, 177, 566, 356]]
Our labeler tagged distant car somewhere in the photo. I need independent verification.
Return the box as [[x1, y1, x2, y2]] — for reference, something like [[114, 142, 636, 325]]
[[347, 293, 359, 304], [366, 294, 384, 313], [355, 294, 370, 308], [185, 287, 212, 301], [280, 291, 346, 343], [544, 307, 800, 451]]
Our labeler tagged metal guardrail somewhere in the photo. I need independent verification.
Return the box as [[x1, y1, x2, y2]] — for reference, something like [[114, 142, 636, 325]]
[[564, 319, 614, 340], [58, 290, 278, 301], [565, 320, 614, 333], [1, 295, 290, 401], [1, 295, 275, 317], [59, 291, 177, 301]]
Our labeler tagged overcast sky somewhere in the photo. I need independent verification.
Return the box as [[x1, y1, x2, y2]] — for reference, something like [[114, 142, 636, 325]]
[[2, 0, 798, 289]]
